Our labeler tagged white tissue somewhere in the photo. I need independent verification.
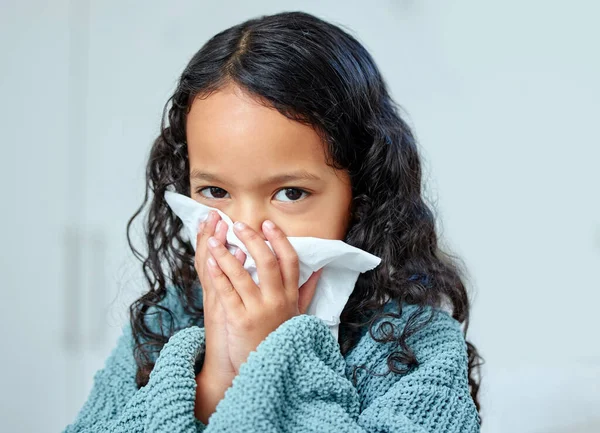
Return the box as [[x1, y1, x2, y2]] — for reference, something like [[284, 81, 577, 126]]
[[164, 190, 382, 340]]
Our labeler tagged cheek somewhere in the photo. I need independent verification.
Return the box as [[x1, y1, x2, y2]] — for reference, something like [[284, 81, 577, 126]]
[[329, 210, 353, 239], [278, 210, 351, 240]]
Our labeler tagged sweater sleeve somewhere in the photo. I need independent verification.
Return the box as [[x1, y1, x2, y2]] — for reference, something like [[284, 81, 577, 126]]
[[62, 323, 208, 433], [202, 313, 480, 433]]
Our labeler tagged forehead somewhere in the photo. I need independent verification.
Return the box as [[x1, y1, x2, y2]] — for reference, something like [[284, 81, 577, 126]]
[[185, 84, 330, 184]]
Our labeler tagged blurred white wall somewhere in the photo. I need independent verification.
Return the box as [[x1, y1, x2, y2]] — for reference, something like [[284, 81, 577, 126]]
[[1, 1, 598, 432]]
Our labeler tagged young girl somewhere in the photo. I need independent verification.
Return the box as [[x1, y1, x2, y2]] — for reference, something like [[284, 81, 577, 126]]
[[64, 10, 482, 433]]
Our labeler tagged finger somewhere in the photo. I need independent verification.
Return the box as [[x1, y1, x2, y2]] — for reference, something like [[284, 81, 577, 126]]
[[234, 248, 247, 265], [195, 221, 207, 279], [261, 220, 299, 295], [215, 219, 246, 266], [202, 211, 220, 238], [207, 236, 259, 309], [205, 251, 227, 319], [215, 219, 227, 244], [206, 248, 246, 316], [196, 211, 220, 294], [195, 222, 205, 267], [195, 210, 220, 257], [216, 219, 246, 265], [233, 221, 282, 298]]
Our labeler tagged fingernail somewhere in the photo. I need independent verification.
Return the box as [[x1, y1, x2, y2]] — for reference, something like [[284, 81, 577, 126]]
[[216, 220, 223, 233], [263, 220, 275, 231], [208, 237, 220, 247], [234, 221, 246, 231]]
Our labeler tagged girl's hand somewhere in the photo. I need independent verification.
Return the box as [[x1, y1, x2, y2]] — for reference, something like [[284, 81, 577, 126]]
[[194, 211, 246, 384], [206, 219, 323, 374]]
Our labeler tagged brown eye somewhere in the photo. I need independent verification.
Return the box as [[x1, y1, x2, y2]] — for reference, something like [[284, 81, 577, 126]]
[[274, 188, 309, 202], [197, 187, 230, 199]]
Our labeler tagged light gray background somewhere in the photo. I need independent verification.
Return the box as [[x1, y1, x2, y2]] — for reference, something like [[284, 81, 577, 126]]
[[1, 1, 598, 432]]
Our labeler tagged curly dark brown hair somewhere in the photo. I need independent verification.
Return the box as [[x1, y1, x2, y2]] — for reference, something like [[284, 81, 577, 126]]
[[126, 10, 484, 417]]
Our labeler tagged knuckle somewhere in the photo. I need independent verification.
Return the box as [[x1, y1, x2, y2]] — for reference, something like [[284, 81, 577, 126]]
[[220, 281, 233, 294], [287, 253, 299, 268], [203, 215, 219, 236], [212, 246, 227, 258], [216, 220, 227, 237], [245, 230, 259, 241], [270, 229, 285, 241], [270, 297, 289, 313], [231, 266, 247, 279], [264, 256, 279, 270], [199, 220, 208, 234]]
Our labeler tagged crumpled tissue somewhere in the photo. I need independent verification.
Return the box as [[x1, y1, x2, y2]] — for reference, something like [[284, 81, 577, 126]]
[[164, 190, 382, 340]]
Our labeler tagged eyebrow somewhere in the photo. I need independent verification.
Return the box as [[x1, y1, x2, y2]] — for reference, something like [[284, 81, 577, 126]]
[[190, 169, 322, 186]]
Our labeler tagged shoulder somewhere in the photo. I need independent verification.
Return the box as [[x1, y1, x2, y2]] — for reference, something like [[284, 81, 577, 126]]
[[345, 301, 469, 390], [342, 302, 480, 428]]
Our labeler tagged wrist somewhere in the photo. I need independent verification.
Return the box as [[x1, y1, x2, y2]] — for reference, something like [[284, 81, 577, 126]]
[[195, 370, 215, 424], [194, 369, 234, 424]]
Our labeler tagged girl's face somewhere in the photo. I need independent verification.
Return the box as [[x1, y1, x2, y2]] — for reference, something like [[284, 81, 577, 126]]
[[186, 82, 353, 240]]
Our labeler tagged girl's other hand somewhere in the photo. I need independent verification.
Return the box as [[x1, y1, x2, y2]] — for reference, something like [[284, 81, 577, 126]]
[[194, 211, 246, 401]]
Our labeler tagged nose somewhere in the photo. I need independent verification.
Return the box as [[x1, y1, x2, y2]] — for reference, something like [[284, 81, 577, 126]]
[[227, 204, 268, 241]]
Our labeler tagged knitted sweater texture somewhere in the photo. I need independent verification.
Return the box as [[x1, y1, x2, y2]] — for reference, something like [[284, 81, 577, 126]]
[[63, 287, 480, 432]]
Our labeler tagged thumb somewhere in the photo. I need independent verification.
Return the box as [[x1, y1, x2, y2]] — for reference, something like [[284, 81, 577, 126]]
[[297, 268, 323, 315]]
